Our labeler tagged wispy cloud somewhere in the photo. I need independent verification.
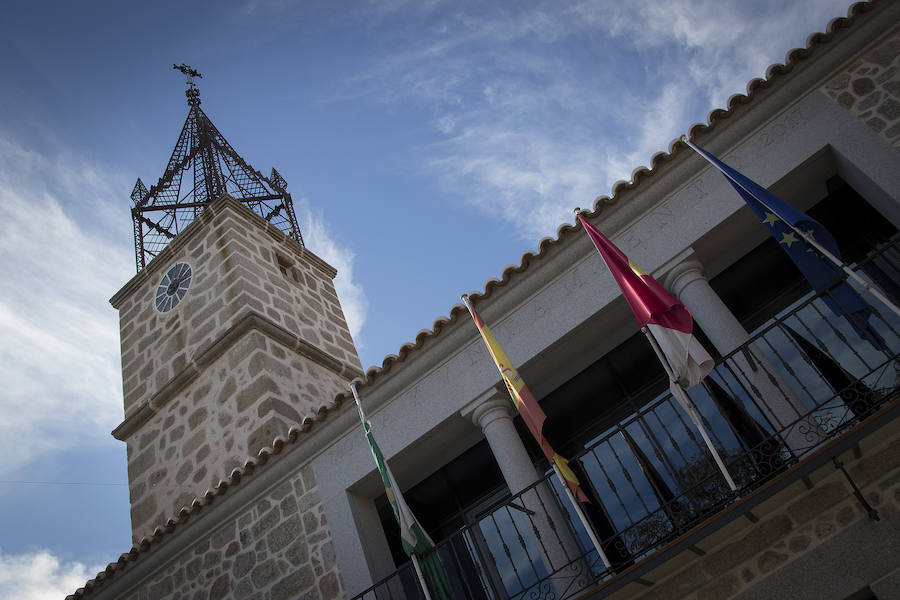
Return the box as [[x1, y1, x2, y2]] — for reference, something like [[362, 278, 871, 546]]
[[0, 548, 103, 600], [587, 0, 845, 109], [347, 0, 850, 238], [0, 139, 133, 476], [606, 82, 694, 180], [429, 128, 609, 239], [294, 200, 369, 348], [0, 132, 371, 475]]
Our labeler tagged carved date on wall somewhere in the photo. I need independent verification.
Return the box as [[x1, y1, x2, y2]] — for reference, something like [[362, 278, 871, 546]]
[[758, 108, 810, 148]]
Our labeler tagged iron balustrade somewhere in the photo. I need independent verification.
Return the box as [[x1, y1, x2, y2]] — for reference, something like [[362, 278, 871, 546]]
[[351, 237, 900, 600]]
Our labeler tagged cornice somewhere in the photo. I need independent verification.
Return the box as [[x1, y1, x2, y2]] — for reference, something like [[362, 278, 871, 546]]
[[110, 194, 337, 309], [113, 310, 364, 440]]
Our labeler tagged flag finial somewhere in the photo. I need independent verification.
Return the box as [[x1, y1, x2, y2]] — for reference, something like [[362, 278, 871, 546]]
[[460, 294, 474, 315]]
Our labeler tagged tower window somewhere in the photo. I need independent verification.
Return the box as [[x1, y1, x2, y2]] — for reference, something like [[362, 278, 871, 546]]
[[275, 254, 294, 277]]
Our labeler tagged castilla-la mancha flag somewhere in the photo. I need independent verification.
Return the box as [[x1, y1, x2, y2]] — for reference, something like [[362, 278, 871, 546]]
[[462, 295, 590, 503], [576, 213, 714, 389]]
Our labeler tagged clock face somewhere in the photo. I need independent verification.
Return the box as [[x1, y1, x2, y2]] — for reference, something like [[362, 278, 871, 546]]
[[155, 262, 192, 313]]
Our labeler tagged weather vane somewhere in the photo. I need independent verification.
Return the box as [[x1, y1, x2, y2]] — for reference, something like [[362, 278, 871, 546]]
[[173, 63, 203, 106]]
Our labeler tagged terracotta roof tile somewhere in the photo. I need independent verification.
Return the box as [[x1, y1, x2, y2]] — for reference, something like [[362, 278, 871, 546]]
[[66, 408, 339, 598]]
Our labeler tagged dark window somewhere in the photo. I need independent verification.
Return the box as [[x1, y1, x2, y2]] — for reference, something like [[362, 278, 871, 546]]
[[375, 439, 505, 568], [843, 587, 878, 600]]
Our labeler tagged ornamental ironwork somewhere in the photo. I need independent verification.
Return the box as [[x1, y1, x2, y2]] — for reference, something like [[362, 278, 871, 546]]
[[130, 65, 303, 271], [349, 236, 900, 600]]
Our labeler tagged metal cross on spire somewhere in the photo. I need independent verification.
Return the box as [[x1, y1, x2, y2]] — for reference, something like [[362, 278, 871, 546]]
[[129, 65, 303, 271], [173, 63, 202, 106]]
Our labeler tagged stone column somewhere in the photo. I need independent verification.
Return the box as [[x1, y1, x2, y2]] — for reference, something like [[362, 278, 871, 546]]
[[666, 260, 754, 356], [467, 396, 544, 495], [462, 393, 586, 595], [665, 260, 824, 453]]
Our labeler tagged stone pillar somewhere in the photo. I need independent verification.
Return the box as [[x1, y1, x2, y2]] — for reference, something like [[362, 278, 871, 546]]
[[665, 260, 824, 453], [666, 261, 753, 356], [467, 396, 544, 495], [462, 393, 586, 595]]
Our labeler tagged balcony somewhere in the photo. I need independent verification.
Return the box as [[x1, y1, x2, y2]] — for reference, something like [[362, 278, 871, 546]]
[[351, 239, 900, 600]]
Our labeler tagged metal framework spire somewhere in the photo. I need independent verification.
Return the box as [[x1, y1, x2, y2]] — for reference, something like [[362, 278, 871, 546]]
[[131, 65, 303, 271]]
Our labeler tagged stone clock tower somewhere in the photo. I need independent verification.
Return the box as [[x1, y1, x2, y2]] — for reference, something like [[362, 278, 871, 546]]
[[110, 69, 363, 542]]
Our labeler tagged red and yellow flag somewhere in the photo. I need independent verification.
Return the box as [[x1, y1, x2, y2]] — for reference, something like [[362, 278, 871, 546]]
[[576, 212, 713, 389], [577, 213, 691, 332], [462, 295, 589, 503]]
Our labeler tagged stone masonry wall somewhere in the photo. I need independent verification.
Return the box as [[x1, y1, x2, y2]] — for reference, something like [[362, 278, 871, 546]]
[[123, 465, 344, 600], [115, 198, 361, 418], [126, 328, 350, 541], [631, 424, 900, 600], [821, 28, 900, 149], [112, 197, 364, 540]]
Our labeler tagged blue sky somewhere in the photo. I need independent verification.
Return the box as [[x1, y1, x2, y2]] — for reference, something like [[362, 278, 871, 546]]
[[0, 0, 852, 596]]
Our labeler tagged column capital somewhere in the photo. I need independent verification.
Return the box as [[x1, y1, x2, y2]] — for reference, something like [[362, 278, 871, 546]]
[[664, 259, 707, 298], [461, 390, 538, 496], [460, 390, 513, 431]]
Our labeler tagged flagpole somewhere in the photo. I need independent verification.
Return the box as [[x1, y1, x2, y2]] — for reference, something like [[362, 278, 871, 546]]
[[547, 461, 613, 571], [552, 463, 612, 569], [350, 380, 367, 423], [641, 328, 738, 492], [682, 136, 900, 318], [460, 294, 613, 571], [349, 382, 434, 600], [411, 555, 433, 600]]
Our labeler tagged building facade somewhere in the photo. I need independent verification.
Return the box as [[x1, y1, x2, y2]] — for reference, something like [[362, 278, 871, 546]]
[[71, 1, 900, 599]]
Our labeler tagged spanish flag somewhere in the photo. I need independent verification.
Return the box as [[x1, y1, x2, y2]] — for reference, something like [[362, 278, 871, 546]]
[[576, 213, 713, 389], [462, 295, 590, 503]]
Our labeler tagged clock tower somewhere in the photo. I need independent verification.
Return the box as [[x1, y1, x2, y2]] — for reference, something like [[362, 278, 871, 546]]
[[110, 69, 363, 541]]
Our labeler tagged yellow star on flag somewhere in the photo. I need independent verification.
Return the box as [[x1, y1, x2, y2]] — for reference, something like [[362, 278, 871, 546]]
[[803, 229, 820, 253], [762, 212, 779, 226], [780, 232, 800, 248]]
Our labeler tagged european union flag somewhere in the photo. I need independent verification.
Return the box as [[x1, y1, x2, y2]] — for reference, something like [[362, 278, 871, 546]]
[[687, 141, 885, 349]]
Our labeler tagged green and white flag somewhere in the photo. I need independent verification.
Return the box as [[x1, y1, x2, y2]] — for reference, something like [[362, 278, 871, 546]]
[[350, 383, 452, 600]]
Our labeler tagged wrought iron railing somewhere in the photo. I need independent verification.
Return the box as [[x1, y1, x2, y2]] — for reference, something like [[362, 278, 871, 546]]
[[352, 237, 900, 600]]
